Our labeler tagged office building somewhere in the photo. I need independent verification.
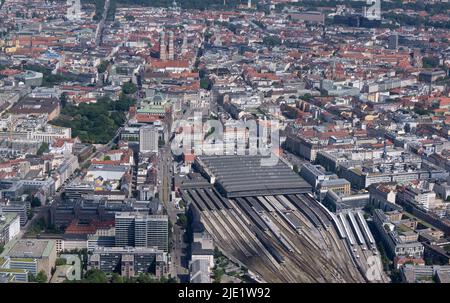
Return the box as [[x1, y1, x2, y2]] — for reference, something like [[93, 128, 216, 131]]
[[115, 212, 169, 252], [139, 126, 159, 153], [401, 265, 450, 283], [0, 211, 20, 246], [88, 246, 168, 278], [0, 257, 28, 283], [373, 209, 424, 259], [388, 33, 399, 50], [323, 190, 369, 212], [115, 212, 136, 247], [418, 69, 446, 83], [3, 239, 57, 281]]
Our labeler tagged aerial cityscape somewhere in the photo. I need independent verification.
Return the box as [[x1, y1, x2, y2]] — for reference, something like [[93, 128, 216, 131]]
[[0, 0, 450, 285]]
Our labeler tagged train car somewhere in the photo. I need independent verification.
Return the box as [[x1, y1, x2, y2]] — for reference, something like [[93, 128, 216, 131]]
[[265, 196, 286, 212], [339, 213, 355, 246], [273, 195, 290, 210], [186, 190, 208, 212], [253, 227, 285, 264], [356, 211, 375, 245], [331, 213, 346, 239], [204, 189, 225, 210], [275, 195, 295, 211], [180, 190, 194, 206], [300, 195, 331, 228], [246, 197, 265, 213], [286, 195, 321, 228], [257, 196, 275, 212], [195, 189, 217, 211], [214, 189, 234, 209], [313, 196, 334, 222], [236, 198, 269, 232], [281, 211, 302, 231], [278, 234, 294, 253], [348, 212, 365, 246]]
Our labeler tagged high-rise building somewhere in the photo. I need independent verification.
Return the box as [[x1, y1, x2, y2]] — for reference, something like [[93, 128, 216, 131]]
[[388, 33, 399, 50], [115, 213, 135, 247], [168, 31, 175, 60], [159, 31, 167, 61], [139, 126, 159, 153], [115, 213, 169, 252], [145, 215, 169, 252]]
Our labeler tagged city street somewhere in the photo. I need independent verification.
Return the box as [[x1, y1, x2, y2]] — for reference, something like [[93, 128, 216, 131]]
[[158, 145, 189, 280]]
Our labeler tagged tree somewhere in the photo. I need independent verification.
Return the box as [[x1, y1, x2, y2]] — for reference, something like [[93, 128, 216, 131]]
[[159, 276, 177, 283], [55, 258, 67, 266], [363, 204, 375, 215], [97, 60, 110, 74], [212, 267, 225, 283], [443, 244, 450, 253], [136, 273, 157, 283], [158, 138, 165, 147], [27, 208, 34, 220], [176, 214, 188, 229], [111, 273, 124, 283], [30, 271, 48, 283], [50, 96, 130, 144], [200, 78, 212, 90], [31, 196, 41, 208], [60, 92, 68, 108], [213, 247, 223, 259], [124, 14, 135, 21], [116, 93, 136, 111], [293, 164, 299, 173], [122, 82, 137, 95], [103, 155, 111, 161], [301, 93, 312, 101], [422, 57, 440, 68], [37, 142, 49, 155], [82, 269, 108, 283], [263, 36, 282, 47]]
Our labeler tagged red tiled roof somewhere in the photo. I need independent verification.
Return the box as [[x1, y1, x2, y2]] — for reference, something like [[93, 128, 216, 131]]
[[135, 114, 162, 123]]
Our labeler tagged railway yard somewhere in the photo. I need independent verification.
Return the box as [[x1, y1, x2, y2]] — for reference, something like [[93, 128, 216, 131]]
[[181, 187, 389, 283]]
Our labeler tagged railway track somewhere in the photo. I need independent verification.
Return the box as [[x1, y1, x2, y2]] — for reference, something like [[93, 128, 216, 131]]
[[182, 190, 367, 282]]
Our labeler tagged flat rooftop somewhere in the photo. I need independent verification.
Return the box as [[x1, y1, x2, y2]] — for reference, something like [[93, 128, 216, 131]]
[[6, 239, 55, 259], [87, 164, 129, 172], [196, 155, 311, 197], [0, 213, 19, 229]]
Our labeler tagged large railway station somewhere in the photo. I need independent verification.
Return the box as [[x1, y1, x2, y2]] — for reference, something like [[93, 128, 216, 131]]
[[181, 155, 388, 282]]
